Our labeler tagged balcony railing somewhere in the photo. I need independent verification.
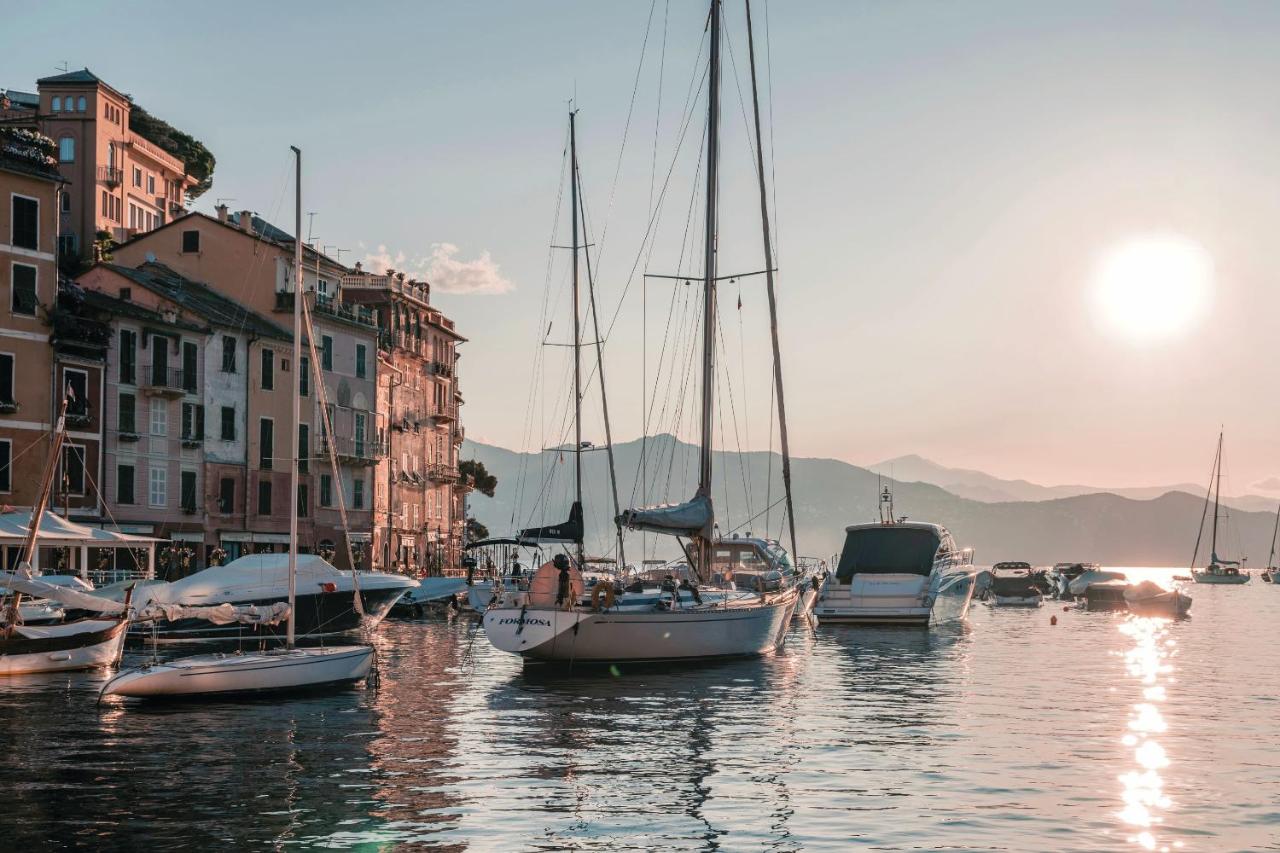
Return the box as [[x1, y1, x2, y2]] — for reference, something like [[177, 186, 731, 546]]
[[318, 435, 387, 465], [426, 463, 459, 483], [98, 166, 122, 187], [433, 403, 458, 425], [428, 360, 454, 378], [276, 291, 377, 329], [144, 366, 190, 395], [65, 401, 92, 427]]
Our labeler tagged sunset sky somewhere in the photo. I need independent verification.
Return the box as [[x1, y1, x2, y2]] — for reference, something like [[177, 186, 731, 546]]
[[9, 0, 1280, 495]]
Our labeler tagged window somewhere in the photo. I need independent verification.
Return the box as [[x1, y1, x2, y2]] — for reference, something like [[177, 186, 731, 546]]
[[117, 464, 135, 505], [51, 96, 61, 112], [0, 354, 13, 405], [182, 341, 198, 392], [181, 230, 200, 253], [149, 466, 166, 508], [147, 175, 155, 195], [259, 418, 273, 469], [321, 335, 333, 371], [355, 344, 366, 379], [11, 196, 38, 250], [180, 470, 197, 512], [64, 369, 88, 418], [298, 424, 309, 474], [257, 479, 272, 515], [58, 136, 74, 163], [132, 167, 142, 188], [220, 335, 236, 372], [118, 287, 128, 301], [219, 477, 235, 514], [299, 356, 309, 397], [61, 445, 86, 496], [220, 405, 235, 441], [354, 412, 366, 457], [119, 330, 136, 384], [0, 440, 10, 493], [101, 190, 108, 218], [353, 477, 364, 510], [150, 334, 168, 385], [319, 474, 332, 507], [77, 96, 85, 112], [181, 403, 204, 440], [58, 233, 78, 257], [149, 399, 167, 436], [60, 192, 71, 213], [297, 483, 309, 518], [260, 349, 274, 390], [11, 265, 36, 316], [118, 392, 136, 433]]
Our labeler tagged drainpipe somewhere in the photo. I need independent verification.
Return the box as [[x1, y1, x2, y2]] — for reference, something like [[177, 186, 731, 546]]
[[379, 351, 403, 572]]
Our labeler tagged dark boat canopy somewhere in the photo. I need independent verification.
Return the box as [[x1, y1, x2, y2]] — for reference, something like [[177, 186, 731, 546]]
[[835, 526, 941, 581], [518, 501, 584, 545]]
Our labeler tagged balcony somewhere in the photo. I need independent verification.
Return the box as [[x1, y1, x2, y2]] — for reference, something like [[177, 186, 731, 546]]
[[169, 200, 185, 217], [50, 312, 111, 356], [318, 435, 386, 466], [0, 400, 19, 415], [426, 463, 459, 483], [143, 366, 191, 397], [98, 166, 122, 187], [433, 403, 458, 425], [429, 360, 454, 379], [65, 401, 92, 428]]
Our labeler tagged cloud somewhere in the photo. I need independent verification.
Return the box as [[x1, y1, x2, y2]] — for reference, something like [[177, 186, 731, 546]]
[[1252, 477, 1280, 492], [359, 242, 513, 296]]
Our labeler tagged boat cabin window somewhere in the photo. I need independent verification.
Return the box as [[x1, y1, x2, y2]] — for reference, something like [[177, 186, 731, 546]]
[[711, 544, 770, 573], [836, 527, 940, 580]]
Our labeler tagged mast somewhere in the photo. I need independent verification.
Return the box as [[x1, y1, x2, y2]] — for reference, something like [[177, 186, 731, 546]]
[[1210, 430, 1222, 562], [287, 145, 302, 649], [744, 0, 796, 559], [1268, 499, 1280, 568], [569, 110, 585, 569], [695, 0, 722, 578]]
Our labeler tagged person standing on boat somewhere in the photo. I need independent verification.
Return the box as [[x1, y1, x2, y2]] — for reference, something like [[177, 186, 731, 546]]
[[554, 553, 572, 608]]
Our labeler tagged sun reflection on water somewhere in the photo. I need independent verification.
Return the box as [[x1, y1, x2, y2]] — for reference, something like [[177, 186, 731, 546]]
[[1117, 616, 1181, 852]]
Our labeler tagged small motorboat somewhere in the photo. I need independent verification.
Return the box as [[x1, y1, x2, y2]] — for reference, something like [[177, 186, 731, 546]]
[[1067, 569, 1128, 598], [1049, 562, 1102, 599], [1124, 580, 1192, 619], [1262, 568, 1276, 584], [1083, 579, 1131, 612], [390, 577, 468, 617], [984, 561, 1048, 607]]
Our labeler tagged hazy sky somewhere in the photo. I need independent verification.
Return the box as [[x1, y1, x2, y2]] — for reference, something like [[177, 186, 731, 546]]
[[10, 1, 1280, 495]]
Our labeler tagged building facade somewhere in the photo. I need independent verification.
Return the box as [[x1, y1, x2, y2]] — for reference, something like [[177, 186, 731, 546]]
[[340, 264, 466, 574]]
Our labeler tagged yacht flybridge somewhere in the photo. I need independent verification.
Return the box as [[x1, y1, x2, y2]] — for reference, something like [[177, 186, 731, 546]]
[[482, 0, 804, 664], [813, 487, 978, 626]]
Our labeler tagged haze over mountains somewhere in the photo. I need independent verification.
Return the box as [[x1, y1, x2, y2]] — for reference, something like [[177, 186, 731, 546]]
[[462, 436, 1278, 567]]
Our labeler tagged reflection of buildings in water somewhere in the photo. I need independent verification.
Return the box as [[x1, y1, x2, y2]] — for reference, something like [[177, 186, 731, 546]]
[[1117, 616, 1174, 852]]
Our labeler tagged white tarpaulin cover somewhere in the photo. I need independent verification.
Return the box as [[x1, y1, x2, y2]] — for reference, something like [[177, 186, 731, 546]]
[[135, 601, 291, 626], [0, 510, 160, 546], [618, 494, 713, 538], [0, 569, 125, 614], [1068, 569, 1128, 597]]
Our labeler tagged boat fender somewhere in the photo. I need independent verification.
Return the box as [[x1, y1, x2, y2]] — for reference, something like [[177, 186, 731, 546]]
[[1050, 615, 1058, 625], [319, 582, 338, 593], [591, 584, 617, 612]]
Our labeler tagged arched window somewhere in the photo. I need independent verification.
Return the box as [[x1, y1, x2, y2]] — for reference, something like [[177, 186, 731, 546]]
[[58, 136, 75, 163], [51, 96, 61, 112], [77, 96, 86, 112]]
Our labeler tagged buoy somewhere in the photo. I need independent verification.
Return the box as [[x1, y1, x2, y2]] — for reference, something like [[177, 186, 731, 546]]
[[1050, 615, 1058, 625], [1062, 605, 1070, 612]]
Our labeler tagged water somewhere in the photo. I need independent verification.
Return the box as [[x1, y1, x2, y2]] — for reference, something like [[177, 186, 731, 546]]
[[2, 572, 1277, 851]]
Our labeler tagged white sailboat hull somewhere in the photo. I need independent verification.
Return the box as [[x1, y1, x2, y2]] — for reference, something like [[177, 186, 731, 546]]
[[101, 645, 374, 698], [482, 591, 798, 662], [1190, 569, 1250, 585], [0, 619, 128, 676]]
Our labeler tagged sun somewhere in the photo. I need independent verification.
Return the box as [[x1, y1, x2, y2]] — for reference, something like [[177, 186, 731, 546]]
[[1092, 235, 1213, 343]]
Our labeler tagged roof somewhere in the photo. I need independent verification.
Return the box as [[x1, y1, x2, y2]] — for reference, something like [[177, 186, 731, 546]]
[[36, 69, 102, 85], [113, 211, 347, 272], [80, 287, 205, 333], [1, 89, 39, 108], [97, 262, 292, 341]]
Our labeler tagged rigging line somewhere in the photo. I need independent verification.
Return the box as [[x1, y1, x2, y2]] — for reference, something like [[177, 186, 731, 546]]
[[764, 0, 780, 271], [715, 304, 753, 526], [726, 494, 787, 537], [649, 0, 670, 217], [721, 4, 762, 168], [735, 280, 753, 510]]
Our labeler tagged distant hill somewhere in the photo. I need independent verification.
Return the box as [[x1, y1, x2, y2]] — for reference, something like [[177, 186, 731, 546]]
[[461, 436, 1276, 567], [870, 453, 1277, 512]]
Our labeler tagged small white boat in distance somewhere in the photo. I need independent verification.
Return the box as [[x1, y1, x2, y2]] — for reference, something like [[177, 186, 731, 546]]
[[101, 646, 373, 698], [814, 488, 978, 626], [1191, 431, 1250, 585]]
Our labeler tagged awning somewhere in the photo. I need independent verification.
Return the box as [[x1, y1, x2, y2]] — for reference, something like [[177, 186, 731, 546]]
[[0, 510, 161, 547], [220, 532, 290, 544]]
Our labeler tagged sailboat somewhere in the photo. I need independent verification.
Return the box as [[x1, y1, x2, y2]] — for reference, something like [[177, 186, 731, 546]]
[[482, 0, 801, 663], [1262, 499, 1279, 583], [0, 390, 131, 675], [102, 147, 375, 698], [1190, 431, 1251, 585]]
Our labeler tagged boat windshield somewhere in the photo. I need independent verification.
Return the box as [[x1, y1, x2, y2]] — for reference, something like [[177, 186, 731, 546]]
[[836, 527, 940, 580], [711, 543, 775, 574]]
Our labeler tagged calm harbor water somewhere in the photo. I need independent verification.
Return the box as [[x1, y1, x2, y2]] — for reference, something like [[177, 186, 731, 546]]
[[2, 571, 1277, 851]]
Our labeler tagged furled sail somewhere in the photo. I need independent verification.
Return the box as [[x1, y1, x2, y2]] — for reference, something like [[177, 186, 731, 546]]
[[1209, 551, 1240, 566], [518, 501, 584, 544], [617, 494, 713, 538], [135, 601, 291, 627]]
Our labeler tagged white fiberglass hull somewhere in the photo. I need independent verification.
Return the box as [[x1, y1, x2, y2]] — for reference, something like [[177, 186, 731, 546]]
[[482, 591, 798, 663], [815, 571, 976, 626], [101, 645, 374, 698], [0, 618, 128, 676], [1190, 569, 1250, 585], [988, 594, 1043, 608]]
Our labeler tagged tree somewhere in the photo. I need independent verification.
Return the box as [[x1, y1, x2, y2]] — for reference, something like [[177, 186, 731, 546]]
[[128, 104, 216, 200], [458, 459, 496, 497], [465, 517, 489, 543]]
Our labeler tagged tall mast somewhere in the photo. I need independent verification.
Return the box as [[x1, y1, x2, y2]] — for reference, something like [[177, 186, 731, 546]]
[[744, 0, 796, 559], [569, 110, 585, 568], [287, 145, 302, 649], [1268, 500, 1280, 568], [696, 0, 722, 577], [1210, 430, 1222, 561]]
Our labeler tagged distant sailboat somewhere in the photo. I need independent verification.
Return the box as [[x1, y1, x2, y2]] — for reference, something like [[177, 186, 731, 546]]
[[1262, 499, 1279, 583], [1190, 431, 1250, 585], [103, 147, 376, 698]]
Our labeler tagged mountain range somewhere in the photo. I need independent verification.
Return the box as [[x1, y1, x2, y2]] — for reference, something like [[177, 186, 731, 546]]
[[461, 435, 1279, 567]]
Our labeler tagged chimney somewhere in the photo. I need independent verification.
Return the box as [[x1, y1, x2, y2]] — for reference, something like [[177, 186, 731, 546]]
[[386, 268, 396, 279], [215, 203, 229, 223], [237, 210, 253, 233], [354, 261, 363, 273]]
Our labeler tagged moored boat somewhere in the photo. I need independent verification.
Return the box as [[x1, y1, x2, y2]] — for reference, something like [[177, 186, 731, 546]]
[[1124, 580, 1193, 619], [985, 561, 1048, 607], [1190, 432, 1250, 585]]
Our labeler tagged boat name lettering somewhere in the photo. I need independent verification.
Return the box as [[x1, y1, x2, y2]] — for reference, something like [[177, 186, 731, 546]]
[[498, 616, 551, 627]]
